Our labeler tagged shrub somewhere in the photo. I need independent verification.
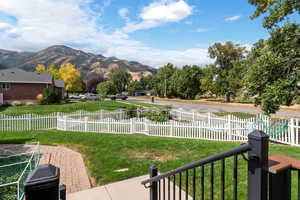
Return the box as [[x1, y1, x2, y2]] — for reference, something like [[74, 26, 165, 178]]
[[26, 101, 35, 106], [142, 110, 170, 122], [38, 88, 62, 105], [11, 101, 22, 106], [125, 105, 137, 118]]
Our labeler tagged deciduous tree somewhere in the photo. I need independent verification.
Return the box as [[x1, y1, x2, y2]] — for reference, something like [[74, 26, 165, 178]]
[[109, 69, 132, 93], [59, 63, 83, 93], [208, 41, 247, 102], [245, 23, 300, 114], [249, 0, 300, 28]]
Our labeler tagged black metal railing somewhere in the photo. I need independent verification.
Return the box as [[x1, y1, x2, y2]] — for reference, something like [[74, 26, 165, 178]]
[[142, 130, 269, 200]]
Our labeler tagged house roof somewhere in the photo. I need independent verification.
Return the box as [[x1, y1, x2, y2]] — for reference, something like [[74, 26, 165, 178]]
[[54, 80, 65, 88], [0, 68, 53, 84]]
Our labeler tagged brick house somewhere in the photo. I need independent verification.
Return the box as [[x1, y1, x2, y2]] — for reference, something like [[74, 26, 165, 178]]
[[0, 68, 64, 104]]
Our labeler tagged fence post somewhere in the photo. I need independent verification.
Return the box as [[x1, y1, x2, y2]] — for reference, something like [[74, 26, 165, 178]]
[[170, 121, 174, 137], [269, 169, 291, 200], [228, 115, 232, 141], [29, 113, 32, 131], [208, 112, 211, 128], [149, 165, 158, 200], [192, 111, 195, 121], [56, 112, 59, 129], [64, 116, 67, 131], [248, 130, 269, 200], [84, 117, 88, 132], [290, 118, 295, 145], [130, 118, 134, 134]]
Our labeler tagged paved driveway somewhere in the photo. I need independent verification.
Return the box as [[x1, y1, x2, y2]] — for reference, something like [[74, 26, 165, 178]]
[[127, 97, 300, 119]]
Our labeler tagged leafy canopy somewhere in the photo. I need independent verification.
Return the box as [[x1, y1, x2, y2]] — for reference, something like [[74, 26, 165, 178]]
[[109, 69, 132, 93], [245, 23, 300, 114], [249, 0, 300, 28], [59, 63, 83, 92]]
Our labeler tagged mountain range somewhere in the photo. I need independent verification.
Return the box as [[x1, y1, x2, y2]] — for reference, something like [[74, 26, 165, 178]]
[[0, 45, 156, 80]]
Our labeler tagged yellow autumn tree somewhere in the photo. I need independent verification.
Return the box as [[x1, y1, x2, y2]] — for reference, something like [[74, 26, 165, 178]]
[[47, 64, 60, 79], [59, 63, 83, 93], [35, 64, 46, 72]]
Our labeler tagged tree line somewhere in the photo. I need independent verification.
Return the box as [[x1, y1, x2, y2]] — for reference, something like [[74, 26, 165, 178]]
[[35, 0, 299, 115]]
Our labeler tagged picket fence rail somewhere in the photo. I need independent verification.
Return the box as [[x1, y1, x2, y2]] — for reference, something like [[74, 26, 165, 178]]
[[1, 109, 300, 146]]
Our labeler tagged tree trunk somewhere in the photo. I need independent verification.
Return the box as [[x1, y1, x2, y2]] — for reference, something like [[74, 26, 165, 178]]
[[226, 93, 231, 102]]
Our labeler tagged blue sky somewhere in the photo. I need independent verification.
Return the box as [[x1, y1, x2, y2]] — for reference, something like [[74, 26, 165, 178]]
[[0, 0, 298, 67]]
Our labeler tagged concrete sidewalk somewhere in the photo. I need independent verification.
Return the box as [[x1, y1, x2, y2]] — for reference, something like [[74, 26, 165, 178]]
[[67, 175, 149, 200], [67, 175, 192, 200]]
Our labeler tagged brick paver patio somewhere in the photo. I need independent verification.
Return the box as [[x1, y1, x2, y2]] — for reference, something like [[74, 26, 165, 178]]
[[39, 145, 91, 193]]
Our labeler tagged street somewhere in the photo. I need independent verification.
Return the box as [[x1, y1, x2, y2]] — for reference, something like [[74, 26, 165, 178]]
[[128, 97, 300, 119]]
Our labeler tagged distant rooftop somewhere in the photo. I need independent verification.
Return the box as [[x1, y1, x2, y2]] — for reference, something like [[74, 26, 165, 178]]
[[0, 68, 53, 84], [54, 79, 65, 88]]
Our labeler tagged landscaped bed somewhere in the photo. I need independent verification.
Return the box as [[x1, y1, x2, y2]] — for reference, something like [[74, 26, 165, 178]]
[[0, 143, 40, 200], [1, 130, 300, 199]]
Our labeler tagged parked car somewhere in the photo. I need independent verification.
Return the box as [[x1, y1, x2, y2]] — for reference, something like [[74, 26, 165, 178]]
[[108, 94, 128, 100], [81, 93, 98, 100]]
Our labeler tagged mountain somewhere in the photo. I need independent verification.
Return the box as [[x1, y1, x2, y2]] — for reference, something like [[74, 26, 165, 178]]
[[0, 45, 156, 80]]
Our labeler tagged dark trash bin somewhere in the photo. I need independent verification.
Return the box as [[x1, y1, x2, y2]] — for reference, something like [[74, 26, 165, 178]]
[[25, 164, 60, 200]]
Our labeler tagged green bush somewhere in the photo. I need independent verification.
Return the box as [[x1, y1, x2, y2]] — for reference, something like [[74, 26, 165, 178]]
[[38, 88, 62, 105], [125, 105, 137, 118], [142, 110, 170, 122]]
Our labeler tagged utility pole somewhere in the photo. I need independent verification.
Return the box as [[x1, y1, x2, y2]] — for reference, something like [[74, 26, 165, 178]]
[[164, 73, 167, 97]]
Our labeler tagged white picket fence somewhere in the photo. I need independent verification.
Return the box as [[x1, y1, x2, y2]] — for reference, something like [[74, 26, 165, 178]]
[[0, 110, 126, 131], [57, 116, 251, 141], [2, 108, 300, 146]]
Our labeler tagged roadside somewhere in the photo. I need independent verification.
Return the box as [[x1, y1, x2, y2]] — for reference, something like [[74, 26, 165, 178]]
[[136, 96, 300, 112], [128, 97, 300, 119]]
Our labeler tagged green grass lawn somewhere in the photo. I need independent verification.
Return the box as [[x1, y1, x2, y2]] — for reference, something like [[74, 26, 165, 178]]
[[1, 130, 299, 199], [0, 100, 166, 116], [0, 101, 133, 116], [127, 101, 171, 109], [213, 112, 256, 119]]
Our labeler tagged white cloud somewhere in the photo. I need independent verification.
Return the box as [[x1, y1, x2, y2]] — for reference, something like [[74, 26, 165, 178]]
[[0, 0, 137, 51], [105, 46, 213, 67], [119, 8, 129, 18], [122, 0, 193, 33], [185, 21, 192, 25], [0, 0, 213, 67], [225, 15, 241, 21], [196, 28, 209, 33]]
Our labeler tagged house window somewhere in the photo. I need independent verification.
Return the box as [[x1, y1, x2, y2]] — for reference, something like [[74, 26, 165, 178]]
[[2, 83, 11, 90]]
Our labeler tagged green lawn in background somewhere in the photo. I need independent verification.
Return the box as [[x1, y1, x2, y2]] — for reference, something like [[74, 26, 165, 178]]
[[0, 100, 168, 116], [1, 130, 299, 199]]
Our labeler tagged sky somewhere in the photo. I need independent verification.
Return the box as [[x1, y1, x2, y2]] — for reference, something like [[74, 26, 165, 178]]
[[0, 0, 298, 68]]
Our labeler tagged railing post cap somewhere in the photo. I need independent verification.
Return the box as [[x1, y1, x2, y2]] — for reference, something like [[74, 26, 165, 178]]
[[149, 165, 158, 170], [248, 130, 269, 140]]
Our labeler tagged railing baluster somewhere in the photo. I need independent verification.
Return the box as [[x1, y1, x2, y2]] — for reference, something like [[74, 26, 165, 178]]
[[179, 172, 182, 200], [233, 155, 238, 200], [186, 170, 189, 200], [210, 162, 214, 200], [221, 159, 225, 200], [168, 177, 170, 200], [173, 175, 176, 200], [193, 168, 196, 200], [201, 166, 204, 200], [298, 171, 300, 200], [159, 180, 161, 200], [163, 178, 166, 200]]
